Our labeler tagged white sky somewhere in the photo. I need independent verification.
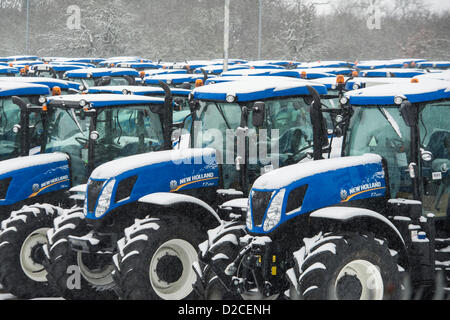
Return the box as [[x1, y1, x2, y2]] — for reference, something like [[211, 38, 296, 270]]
[[310, 0, 450, 15]]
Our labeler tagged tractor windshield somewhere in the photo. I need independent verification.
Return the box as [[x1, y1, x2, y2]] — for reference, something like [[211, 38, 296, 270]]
[[344, 106, 412, 198], [192, 97, 316, 189], [43, 105, 164, 185]]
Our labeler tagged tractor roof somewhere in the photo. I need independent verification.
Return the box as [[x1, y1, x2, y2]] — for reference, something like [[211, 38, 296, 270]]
[[88, 85, 191, 96], [416, 61, 450, 69], [221, 68, 300, 78], [65, 68, 139, 78], [144, 73, 205, 85], [346, 80, 450, 105], [360, 68, 426, 78], [0, 77, 82, 90], [193, 77, 328, 102], [47, 94, 165, 108], [0, 66, 19, 74], [0, 82, 50, 97]]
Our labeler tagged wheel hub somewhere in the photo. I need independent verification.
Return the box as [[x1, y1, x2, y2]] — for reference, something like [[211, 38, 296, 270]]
[[336, 274, 363, 300], [155, 254, 183, 284], [30, 243, 46, 265]]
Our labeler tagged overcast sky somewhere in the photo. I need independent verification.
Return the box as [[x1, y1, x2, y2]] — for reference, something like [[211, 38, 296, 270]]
[[310, 0, 450, 14]]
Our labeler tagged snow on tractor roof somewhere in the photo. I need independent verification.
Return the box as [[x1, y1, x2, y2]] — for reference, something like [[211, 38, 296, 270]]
[[414, 70, 450, 81], [360, 68, 426, 78], [47, 93, 165, 108], [0, 66, 19, 74], [0, 82, 50, 97], [417, 61, 450, 69], [65, 67, 139, 78], [221, 68, 301, 78], [144, 73, 205, 85], [193, 76, 328, 102], [0, 77, 81, 90], [88, 85, 191, 96], [346, 80, 450, 105]]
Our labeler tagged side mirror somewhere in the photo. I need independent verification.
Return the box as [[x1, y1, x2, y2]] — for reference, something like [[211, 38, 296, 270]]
[[252, 102, 265, 128], [399, 100, 417, 128]]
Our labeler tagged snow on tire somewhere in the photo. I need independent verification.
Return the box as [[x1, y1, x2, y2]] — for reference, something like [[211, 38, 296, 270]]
[[44, 209, 117, 300], [0, 204, 64, 299], [195, 220, 247, 300], [290, 232, 403, 300], [113, 215, 204, 300]]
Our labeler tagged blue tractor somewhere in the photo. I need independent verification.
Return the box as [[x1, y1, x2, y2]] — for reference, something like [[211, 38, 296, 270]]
[[0, 90, 174, 299], [63, 68, 140, 89], [40, 77, 346, 300], [195, 79, 450, 300]]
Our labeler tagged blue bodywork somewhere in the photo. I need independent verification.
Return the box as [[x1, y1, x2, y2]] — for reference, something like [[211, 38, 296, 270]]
[[360, 69, 426, 78], [144, 74, 205, 86], [0, 155, 71, 206], [417, 61, 450, 69], [86, 150, 220, 219], [247, 157, 386, 234], [87, 85, 190, 97], [0, 82, 50, 97], [0, 66, 19, 76]]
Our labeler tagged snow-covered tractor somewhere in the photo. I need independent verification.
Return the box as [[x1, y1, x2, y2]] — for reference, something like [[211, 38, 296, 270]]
[[46, 77, 345, 300], [195, 79, 450, 300], [0, 89, 174, 299]]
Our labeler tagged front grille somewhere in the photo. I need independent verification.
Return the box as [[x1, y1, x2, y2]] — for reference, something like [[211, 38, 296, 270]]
[[87, 180, 105, 213], [0, 178, 11, 200], [251, 191, 273, 226], [286, 185, 308, 214]]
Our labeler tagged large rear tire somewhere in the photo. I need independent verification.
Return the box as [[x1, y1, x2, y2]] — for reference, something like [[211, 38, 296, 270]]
[[0, 204, 63, 299], [113, 215, 204, 300], [44, 209, 117, 300], [291, 232, 403, 300]]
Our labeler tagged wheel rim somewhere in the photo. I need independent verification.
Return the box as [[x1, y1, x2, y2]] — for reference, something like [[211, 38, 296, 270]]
[[19, 228, 50, 282], [335, 259, 384, 300], [149, 239, 198, 300], [77, 252, 114, 287]]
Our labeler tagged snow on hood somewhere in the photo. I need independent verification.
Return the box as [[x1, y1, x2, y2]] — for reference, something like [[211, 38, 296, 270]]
[[90, 148, 216, 180], [0, 153, 69, 176], [252, 154, 383, 190]]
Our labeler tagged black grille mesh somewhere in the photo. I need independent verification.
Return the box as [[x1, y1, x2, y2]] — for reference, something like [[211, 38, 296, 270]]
[[0, 178, 11, 200], [251, 191, 273, 226], [87, 180, 105, 212]]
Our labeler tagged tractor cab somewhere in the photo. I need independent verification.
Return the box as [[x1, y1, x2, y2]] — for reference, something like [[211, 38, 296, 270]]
[[0, 82, 50, 161], [344, 80, 450, 221], [87, 85, 191, 126], [64, 68, 140, 89], [29, 64, 86, 79]]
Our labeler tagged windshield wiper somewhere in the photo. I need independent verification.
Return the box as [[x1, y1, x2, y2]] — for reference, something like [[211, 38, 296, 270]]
[[378, 107, 402, 139], [68, 109, 87, 137]]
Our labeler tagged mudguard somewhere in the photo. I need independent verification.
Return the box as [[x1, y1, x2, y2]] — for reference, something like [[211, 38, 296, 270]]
[[0, 153, 71, 206], [139, 192, 221, 224]]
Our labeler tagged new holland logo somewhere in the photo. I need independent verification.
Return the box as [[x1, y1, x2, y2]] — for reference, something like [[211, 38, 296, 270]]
[[32, 184, 40, 193], [340, 189, 348, 201], [170, 180, 178, 190]]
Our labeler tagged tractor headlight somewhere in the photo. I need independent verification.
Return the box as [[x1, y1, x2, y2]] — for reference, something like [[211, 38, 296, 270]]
[[246, 197, 253, 230], [95, 179, 115, 218], [263, 189, 285, 232]]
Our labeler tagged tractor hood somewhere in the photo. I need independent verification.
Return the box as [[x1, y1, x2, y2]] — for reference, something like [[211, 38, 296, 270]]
[[85, 148, 220, 220], [247, 154, 388, 234], [0, 153, 70, 207]]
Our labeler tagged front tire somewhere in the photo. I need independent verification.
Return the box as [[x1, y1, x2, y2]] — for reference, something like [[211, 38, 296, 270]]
[[113, 215, 204, 300], [44, 209, 117, 300], [291, 232, 402, 300], [0, 204, 63, 299]]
